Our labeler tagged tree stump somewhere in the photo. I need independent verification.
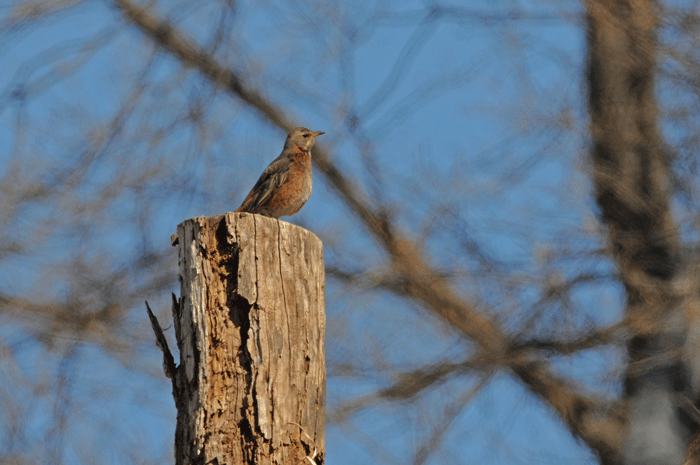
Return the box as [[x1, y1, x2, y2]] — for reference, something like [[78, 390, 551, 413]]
[[169, 213, 325, 464]]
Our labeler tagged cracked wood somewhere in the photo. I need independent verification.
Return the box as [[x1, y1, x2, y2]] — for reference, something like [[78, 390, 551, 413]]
[[173, 213, 325, 464]]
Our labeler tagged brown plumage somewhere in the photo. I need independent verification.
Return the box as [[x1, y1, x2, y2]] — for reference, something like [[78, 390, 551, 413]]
[[235, 127, 324, 218]]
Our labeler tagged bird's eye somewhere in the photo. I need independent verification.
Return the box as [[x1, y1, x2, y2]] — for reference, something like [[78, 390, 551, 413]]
[[303, 133, 309, 138]]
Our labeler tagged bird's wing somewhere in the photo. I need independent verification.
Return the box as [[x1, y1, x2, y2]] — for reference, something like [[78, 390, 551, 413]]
[[237, 154, 291, 213]]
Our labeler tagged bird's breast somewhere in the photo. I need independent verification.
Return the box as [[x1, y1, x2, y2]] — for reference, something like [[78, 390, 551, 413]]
[[288, 152, 312, 203], [260, 151, 312, 218]]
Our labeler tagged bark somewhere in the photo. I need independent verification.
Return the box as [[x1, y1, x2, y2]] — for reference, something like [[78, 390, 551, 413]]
[[170, 213, 325, 465], [586, 0, 695, 463]]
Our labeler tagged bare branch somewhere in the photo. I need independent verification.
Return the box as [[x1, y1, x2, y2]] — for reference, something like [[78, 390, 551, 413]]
[[512, 321, 628, 355], [413, 377, 490, 465], [110, 1, 626, 457]]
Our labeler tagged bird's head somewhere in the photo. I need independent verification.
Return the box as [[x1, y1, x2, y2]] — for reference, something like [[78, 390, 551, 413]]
[[285, 127, 324, 152]]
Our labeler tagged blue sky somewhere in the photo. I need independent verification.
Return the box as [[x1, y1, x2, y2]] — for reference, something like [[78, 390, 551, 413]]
[[0, 0, 654, 463]]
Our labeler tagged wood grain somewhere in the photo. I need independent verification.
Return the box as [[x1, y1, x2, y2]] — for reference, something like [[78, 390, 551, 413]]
[[173, 213, 325, 464]]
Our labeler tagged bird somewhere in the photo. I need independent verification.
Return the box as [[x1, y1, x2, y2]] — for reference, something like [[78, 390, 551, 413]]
[[235, 127, 324, 218]]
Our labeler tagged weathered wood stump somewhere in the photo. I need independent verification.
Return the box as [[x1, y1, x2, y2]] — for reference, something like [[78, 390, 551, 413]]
[[163, 213, 325, 464]]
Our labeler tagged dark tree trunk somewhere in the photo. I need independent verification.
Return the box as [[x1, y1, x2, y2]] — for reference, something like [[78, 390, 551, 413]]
[[585, 0, 696, 463]]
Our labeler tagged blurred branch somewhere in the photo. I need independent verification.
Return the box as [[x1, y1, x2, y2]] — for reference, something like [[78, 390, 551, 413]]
[[330, 265, 625, 355], [380, 361, 482, 401], [113, 0, 290, 130], [413, 376, 490, 465], [0, 248, 173, 352], [370, 4, 566, 27], [113, 0, 624, 458], [0, 28, 116, 112], [330, 360, 492, 464], [512, 321, 627, 355], [367, 65, 483, 140], [1, 0, 84, 32], [358, 14, 438, 119], [329, 360, 480, 424]]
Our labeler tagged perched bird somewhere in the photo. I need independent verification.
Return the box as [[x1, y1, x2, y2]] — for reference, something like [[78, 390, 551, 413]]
[[235, 127, 324, 218]]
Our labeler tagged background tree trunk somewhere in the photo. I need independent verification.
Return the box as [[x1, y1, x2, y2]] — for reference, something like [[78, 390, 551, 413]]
[[586, 0, 697, 463], [172, 213, 326, 464]]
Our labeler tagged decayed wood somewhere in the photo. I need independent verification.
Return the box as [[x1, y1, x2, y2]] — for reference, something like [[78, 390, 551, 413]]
[[145, 300, 176, 383], [170, 212, 325, 464]]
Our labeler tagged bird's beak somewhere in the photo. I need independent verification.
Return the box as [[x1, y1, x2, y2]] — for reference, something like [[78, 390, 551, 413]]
[[313, 131, 325, 137]]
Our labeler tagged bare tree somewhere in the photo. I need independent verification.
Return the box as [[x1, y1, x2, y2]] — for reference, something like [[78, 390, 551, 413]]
[[2, 0, 700, 463]]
